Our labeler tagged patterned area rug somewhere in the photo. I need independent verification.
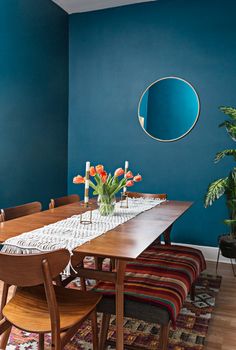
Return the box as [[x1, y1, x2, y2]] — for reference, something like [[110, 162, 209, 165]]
[[6, 273, 221, 350]]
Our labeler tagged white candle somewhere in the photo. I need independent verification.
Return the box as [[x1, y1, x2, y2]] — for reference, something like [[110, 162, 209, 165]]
[[84, 161, 90, 205], [86, 161, 90, 171], [123, 160, 129, 194]]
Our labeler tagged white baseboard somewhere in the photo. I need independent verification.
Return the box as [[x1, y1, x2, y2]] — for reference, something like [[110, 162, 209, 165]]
[[173, 242, 231, 264]]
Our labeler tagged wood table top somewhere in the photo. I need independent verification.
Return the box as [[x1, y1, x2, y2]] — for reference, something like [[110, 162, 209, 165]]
[[74, 200, 193, 260], [0, 200, 97, 243], [0, 200, 192, 260]]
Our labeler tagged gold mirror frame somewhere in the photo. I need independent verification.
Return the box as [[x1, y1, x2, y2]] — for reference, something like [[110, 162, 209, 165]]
[[138, 76, 200, 142]]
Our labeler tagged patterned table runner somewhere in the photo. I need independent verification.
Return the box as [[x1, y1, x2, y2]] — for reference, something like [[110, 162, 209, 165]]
[[2, 198, 165, 259]]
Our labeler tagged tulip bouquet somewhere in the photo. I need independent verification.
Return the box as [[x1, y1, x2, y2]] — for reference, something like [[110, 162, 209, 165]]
[[73, 164, 142, 216]]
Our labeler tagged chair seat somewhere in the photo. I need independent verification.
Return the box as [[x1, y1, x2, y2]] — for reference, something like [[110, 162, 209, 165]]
[[3, 285, 101, 333], [94, 245, 206, 325]]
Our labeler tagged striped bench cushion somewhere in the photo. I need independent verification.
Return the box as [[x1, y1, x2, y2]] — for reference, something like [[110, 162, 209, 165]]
[[93, 245, 206, 325]]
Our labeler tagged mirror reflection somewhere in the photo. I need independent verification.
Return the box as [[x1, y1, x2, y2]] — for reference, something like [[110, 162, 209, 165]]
[[138, 77, 200, 142]]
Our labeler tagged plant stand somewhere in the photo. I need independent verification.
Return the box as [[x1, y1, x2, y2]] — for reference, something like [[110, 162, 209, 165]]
[[216, 234, 236, 276]]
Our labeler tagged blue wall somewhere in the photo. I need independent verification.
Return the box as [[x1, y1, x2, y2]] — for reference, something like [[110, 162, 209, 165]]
[[68, 0, 236, 247], [0, 0, 68, 209]]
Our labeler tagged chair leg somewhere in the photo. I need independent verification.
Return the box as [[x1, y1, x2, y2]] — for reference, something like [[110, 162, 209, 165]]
[[0, 284, 15, 349], [190, 282, 196, 301], [51, 329, 61, 350], [0, 284, 9, 320], [110, 258, 116, 271], [54, 275, 63, 286], [39, 333, 44, 350], [99, 313, 111, 350], [230, 259, 236, 276], [94, 257, 103, 270], [159, 321, 170, 350], [80, 277, 87, 291], [0, 326, 12, 349], [90, 310, 99, 350]]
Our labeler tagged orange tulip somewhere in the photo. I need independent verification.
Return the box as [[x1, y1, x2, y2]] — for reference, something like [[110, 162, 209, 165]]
[[96, 164, 104, 174], [114, 168, 124, 177], [73, 175, 85, 184], [126, 180, 134, 187], [134, 174, 142, 182], [100, 170, 108, 183], [90, 166, 96, 176], [125, 171, 133, 179]]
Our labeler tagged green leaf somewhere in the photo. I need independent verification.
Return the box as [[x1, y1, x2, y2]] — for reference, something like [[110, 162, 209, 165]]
[[224, 219, 236, 226], [219, 120, 236, 128], [89, 180, 97, 191], [226, 125, 236, 141], [204, 178, 228, 207], [215, 149, 236, 162], [94, 173, 101, 185], [107, 174, 112, 185], [219, 106, 236, 120], [219, 120, 236, 141], [112, 176, 119, 185]]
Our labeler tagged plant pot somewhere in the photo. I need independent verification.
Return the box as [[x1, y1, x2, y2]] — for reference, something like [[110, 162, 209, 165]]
[[219, 234, 236, 259]]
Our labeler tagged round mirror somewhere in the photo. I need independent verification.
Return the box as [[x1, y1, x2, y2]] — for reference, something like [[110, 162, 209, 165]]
[[138, 77, 200, 142]]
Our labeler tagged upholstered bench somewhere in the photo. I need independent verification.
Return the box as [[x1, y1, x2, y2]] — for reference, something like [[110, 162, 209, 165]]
[[93, 245, 206, 350]]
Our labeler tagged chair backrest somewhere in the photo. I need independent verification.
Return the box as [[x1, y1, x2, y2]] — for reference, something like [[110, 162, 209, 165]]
[[126, 192, 167, 200], [0, 249, 70, 287], [49, 194, 80, 209], [0, 201, 42, 222]]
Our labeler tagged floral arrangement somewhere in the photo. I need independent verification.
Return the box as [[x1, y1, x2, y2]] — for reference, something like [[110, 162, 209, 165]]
[[73, 164, 142, 215]]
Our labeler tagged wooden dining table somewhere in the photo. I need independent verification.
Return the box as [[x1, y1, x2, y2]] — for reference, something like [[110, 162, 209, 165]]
[[0, 199, 192, 350]]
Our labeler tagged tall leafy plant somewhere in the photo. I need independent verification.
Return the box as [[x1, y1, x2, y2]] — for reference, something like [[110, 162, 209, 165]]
[[205, 106, 236, 238]]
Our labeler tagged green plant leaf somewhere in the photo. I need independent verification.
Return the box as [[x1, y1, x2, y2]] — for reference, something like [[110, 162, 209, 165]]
[[112, 176, 119, 186], [89, 180, 97, 191], [219, 120, 236, 128], [215, 149, 236, 162], [224, 219, 236, 226], [204, 178, 228, 207], [107, 174, 113, 185], [94, 174, 102, 184], [219, 106, 236, 120], [227, 168, 236, 188], [219, 121, 236, 141]]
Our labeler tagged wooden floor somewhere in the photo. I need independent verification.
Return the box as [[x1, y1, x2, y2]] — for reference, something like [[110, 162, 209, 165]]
[[205, 261, 236, 350], [0, 261, 235, 349]]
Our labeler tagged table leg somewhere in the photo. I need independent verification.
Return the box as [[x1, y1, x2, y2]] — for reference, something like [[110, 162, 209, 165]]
[[163, 224, 173, 245], [115, 259, 127, 350]]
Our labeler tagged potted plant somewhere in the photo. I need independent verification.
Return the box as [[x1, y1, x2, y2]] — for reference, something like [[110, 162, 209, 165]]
[[205, 106, 236, 267]]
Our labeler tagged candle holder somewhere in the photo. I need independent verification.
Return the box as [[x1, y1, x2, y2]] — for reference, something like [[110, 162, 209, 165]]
[[80, 210, 93, 224], [120, 193, 129, 208]]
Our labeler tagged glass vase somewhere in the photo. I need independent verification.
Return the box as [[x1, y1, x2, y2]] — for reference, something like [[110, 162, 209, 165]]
[[97, 194, 116, 216]]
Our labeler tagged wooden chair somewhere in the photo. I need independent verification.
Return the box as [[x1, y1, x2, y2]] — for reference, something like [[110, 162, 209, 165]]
[[126, 191, 167, 200], [0, 202, 42, 222], [0, 249, 101, 350], [49, 194, 80, 209]]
